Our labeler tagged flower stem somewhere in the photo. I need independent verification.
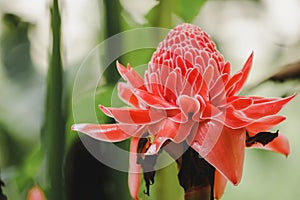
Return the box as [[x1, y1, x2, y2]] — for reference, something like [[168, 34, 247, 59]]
[[103, 0, 122, 83], [184, 186, 211, 200], [44, 0, 65, 199], [178, 148, 215, 200]]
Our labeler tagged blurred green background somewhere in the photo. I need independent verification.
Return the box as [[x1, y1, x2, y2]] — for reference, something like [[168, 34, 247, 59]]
[[0, 0, 299, 199]]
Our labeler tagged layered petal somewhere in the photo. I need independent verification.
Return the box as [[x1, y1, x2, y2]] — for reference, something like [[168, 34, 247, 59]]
[[145, 119, 179, 155], [225, 109, 286, 130], [118, 82, 140, 108], [202, 127, 246, 185], [225, 72, 242, 94], [99, 105, 166, 124], [116, 61, 145, 89], [176, 95, 200, 122], [226, 97, 253, 110], [187, 120, 223, 158], [134, 89, 178, 109], [246, 115, 286, 133], [230, 52, 254, 95], [242, 94, 296, 119], [71, 123, 143, 142]]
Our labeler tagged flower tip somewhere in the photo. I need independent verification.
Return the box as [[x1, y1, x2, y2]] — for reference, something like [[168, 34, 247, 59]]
[[291, 92, 297, 98], [71, 124, 76, 131], [248, 51, 254, 62], [227, 172, 241, 186], [71, 124, 83, 131], [247, 51, 254, 64], [27, 186, 46, 200], [127, 63, 133, 70], [285, 153, 289, 158], [98, 105, 113, 117], [116, 61, 127, 76], [98, 104, 106, 112], [282, 93, 297, 105]]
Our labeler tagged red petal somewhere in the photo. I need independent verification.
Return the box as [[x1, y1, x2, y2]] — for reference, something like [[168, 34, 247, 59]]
[[246, 115, 286, 133], [160, 64, 171, 86], [164, 70, 180, 103], [134, 89, 178, 109], [223, 107, 251, 129], [116, 61, 145, 89], [128, 137, 141, 199], [227, 97, 253, 110], [182, 68, 199, 96], [222, 61, 231, 75], [194, 74, 208, 101], [187, 120, 223, 157], [99, 105, 165, 124], [225, 107, 287, 130], [214, 170, 227, 199], [176, 95, 200, 122], [118, 82, 140, 108], [146, 120, 179, 155], [242, 94, 296, 119], [203, 64, 214, 87], [233, 52, 254, 94], [225, 72, 242, 96], [210, 74, 228, 100], [147, 72, 164, 97], [176, 56, 187, 75], [249, 133, 290, 156], [202, 103, 223, 120], [203, 127, 245, 185], [71, 123, 142, 142]]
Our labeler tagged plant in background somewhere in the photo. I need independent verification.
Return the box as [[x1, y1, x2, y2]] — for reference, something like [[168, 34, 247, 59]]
[[72, 24, 295, 199], [0, 172, 7, 200]]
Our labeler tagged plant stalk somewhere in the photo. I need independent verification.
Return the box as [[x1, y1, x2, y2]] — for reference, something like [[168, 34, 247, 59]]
[[178, 148, 215, 200], [44, 0, 65, 199]]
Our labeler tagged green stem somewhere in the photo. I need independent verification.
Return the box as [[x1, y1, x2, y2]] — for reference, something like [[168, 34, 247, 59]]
[[103, 0, 122, 83], [44, 0, 65, 199], [147, 0, 172, 28]]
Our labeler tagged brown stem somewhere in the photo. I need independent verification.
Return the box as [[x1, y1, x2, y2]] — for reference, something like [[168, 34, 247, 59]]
[[178, 147, 215, 200], [184, 186, 211, 200]]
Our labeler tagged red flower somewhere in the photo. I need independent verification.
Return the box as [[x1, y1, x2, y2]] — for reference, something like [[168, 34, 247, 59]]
[[27, 186, 46, 200], [72, 23, 295, 199]]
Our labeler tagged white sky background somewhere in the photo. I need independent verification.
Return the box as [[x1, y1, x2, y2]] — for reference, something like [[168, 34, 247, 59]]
[[198, 0, 300, 84], [0, 0, 100, 73]]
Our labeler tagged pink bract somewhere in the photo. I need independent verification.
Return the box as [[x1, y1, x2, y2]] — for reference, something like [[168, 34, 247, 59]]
[[72, 23, 295, 199]]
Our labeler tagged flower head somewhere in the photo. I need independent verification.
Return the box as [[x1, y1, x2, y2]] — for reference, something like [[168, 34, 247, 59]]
[[72, 23, 295, 199]]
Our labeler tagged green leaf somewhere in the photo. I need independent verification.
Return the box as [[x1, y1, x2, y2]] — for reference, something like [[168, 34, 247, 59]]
[[146, 0, 207, 27], [173, 0, 207, 22], [43, 0, 65, 199]]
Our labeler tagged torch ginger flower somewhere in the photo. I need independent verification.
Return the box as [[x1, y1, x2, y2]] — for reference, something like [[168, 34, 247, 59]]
[[72, 23, 295, 199]]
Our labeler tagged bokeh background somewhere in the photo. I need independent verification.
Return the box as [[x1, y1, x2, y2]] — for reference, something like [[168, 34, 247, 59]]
[[0, 0, 300, 199]]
